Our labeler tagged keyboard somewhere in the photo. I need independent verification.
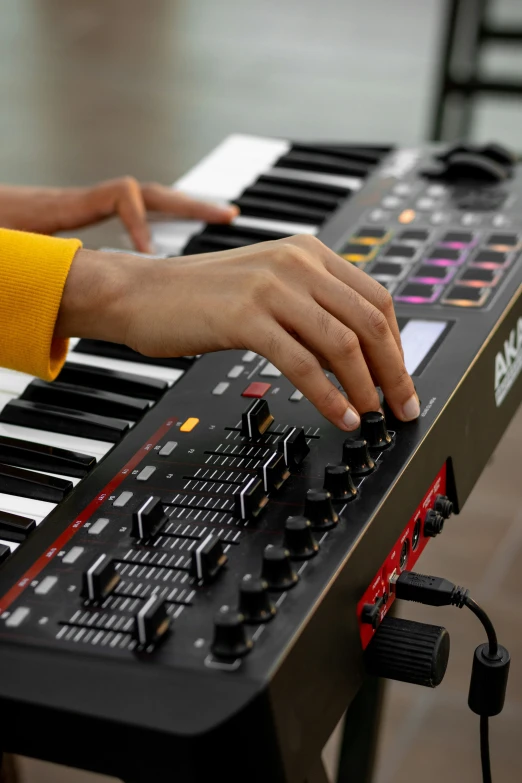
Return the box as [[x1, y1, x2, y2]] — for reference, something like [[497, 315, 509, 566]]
[[0, 135, 521, 783]]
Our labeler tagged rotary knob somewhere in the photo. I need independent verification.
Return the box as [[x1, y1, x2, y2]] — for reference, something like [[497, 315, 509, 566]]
[[261, 544, 298, 590], [211, 608, 253, 659], [365, 615, 450, 688], [424, 508, 445, 537], [342, 439, 375, 476], [360, 411, 392, 450], [238, 575, 276, 623], [323, 464, 357, 501], [283, 516, 319, 560], [303, 489, 339, 532]]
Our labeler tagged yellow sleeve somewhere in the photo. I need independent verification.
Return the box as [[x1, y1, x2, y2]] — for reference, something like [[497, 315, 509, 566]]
[[0, 228, 82, 380]]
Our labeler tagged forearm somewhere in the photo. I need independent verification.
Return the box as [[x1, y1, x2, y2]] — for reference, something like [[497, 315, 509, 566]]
[[55, 248, 137, 345]]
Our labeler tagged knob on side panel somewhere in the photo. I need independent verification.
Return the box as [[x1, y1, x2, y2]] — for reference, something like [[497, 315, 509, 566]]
[[365, 616, 450, 687]]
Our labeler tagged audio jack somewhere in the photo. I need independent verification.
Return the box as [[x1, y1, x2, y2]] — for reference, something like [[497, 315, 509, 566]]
[[390, 570, 511, 783]]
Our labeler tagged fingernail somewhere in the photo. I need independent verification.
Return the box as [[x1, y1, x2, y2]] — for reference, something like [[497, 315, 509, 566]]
[[342, 406, 360, 431], [402, 394, 420, 421]]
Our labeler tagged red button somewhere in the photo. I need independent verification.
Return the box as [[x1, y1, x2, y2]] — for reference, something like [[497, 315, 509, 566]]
[[242, 382, 271, 398]]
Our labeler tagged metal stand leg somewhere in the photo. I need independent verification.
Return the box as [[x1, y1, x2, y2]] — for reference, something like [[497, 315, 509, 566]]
[[428, 0, 460, 141], [335, 676, 385, 783]]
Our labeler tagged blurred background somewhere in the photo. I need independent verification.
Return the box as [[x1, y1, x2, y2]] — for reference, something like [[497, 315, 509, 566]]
[[1, 0, 522, 781]]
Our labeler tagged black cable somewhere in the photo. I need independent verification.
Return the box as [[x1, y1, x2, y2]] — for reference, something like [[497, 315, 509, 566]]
[[480, 715, 492, 783], [465, 597, 498, 658], [393, 570, 511, 783]]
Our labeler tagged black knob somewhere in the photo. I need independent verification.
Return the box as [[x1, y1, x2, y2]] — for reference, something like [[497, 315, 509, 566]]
[[238, 575, 276, 623], [342, 439, 375, 476], [211, 608, 253, 659], [323, 464, 357, 501], [434, 494, 453, 519], [241, 399, 274, 439], [360, 411, 392, 450], [134, 595, 171, 648], [131, 495, 167, 540], [278, 427, 310, 470], [261, 545, 298, 590], [190, 534, 228, 583], [424, 508, 445, 537], [361, 597, 384, 630], [259, 452, 290, 493], [234, 476, 268, 521], [283, 516, 319, 560], [81, 553, 120, 603], [303, 489, 339, 531], [365, 615, 450, 687]]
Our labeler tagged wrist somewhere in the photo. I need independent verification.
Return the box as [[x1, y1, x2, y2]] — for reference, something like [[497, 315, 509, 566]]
[[55, 248, 143, 344]]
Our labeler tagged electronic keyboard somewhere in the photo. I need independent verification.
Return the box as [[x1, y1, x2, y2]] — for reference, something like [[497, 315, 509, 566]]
[[0, 134, 521, 783]]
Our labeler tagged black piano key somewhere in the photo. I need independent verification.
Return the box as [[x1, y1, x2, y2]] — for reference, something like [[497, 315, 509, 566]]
[[256, 173, 350, 199], [0, 463, 72, 503], [0, 435, 95, 478], [183, 224, 288, 255], [242, 182, 341, 211], [21, 380, 150, 422], [73, 340, 192, 371], [0, 510, 37, 543], [275, 151, 371, 178], [290, 143, 386, 166], [0, 400, 130, 443], [57, 362, 167, 400], [291, 142, 393, 156], [231, 196, 329, 225], [0, 544, 10, 565]]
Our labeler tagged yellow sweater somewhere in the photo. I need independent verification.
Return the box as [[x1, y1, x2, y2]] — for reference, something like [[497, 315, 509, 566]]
[[0, 228, 81, 380]]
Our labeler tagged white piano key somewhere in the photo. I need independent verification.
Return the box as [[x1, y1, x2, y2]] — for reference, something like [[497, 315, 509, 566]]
[[151, 220, 204, 256], [232, 214, 317, 236], [66, 351, 185, 385], [0, 391, 17, 409], [0, 493, 56, 519], [266, 166, 363, 192], [15, 467, 81, 487], [174, 134, 290, 202], [0, 539, 19, 553], [0, 369, 33, 396], [0, 423, 110, 460]]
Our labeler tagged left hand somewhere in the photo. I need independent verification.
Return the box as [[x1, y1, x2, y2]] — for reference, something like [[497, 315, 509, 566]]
[[0, 178, 238, 252]]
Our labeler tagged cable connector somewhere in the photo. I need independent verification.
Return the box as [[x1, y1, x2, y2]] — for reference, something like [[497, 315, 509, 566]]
[[391, 570, 469, 607]]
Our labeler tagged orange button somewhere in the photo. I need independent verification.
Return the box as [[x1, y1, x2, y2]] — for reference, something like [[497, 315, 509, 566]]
[[242, 382, 271, 398], [180, 417, 199, 432]]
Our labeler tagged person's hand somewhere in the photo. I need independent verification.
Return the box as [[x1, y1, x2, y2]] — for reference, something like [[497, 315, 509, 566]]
[[57, 234, 420, 431], [0, 179, 237, 252]]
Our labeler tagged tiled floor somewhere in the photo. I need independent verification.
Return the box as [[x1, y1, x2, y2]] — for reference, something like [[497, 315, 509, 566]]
[[1, 1, 522, 781]]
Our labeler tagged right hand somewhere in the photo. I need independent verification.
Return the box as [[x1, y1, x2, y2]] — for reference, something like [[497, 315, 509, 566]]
[[57, 234, 420, 431]]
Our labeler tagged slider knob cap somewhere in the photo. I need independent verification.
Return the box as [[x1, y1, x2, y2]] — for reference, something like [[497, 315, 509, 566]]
[[365, 616, 450, 687]]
